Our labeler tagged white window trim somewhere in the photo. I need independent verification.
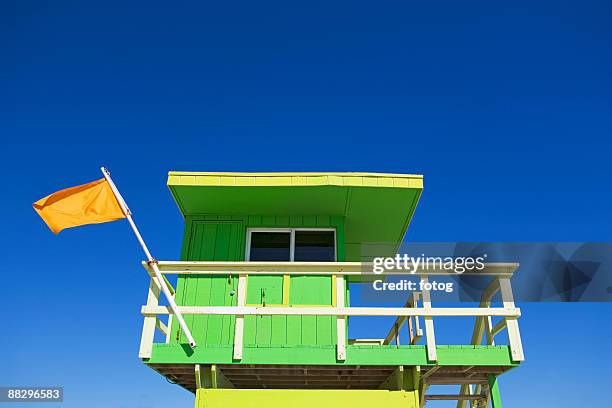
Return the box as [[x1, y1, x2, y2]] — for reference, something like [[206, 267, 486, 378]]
[[245, 228, 337, 262]]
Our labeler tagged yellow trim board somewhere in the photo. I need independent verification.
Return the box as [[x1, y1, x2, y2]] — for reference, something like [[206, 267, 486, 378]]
[[169, 171, 423, 178], [168, 171, 423, 189], [282, 274, 290, 305], [332, 274, 337, 307]]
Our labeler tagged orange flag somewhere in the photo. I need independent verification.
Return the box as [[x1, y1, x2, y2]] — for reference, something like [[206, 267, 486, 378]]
[[33, 178, 126, 234]]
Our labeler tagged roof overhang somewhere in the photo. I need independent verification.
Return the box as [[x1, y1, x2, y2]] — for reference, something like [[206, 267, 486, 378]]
[[167, 172, 423, 260]]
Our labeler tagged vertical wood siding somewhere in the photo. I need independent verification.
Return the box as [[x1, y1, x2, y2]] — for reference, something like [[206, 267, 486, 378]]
[[172, 214, 346, 347]]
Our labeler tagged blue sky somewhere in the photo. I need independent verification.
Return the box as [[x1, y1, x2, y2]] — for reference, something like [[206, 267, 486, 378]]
[[1, 1, 611, 407]]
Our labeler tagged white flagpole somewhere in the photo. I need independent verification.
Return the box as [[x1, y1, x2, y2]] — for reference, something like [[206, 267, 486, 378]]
[[101, 167, 197, 349]]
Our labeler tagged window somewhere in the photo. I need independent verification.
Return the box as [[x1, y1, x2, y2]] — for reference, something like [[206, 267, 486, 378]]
[[248, 231, 291, 261], [294, 230, 336, 261], [245, 228, 337, 306], [247, 229, 336, 261]]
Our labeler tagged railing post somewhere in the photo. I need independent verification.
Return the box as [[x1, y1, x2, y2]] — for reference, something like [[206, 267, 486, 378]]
[[485, 316, 495, 346], [232, 274, 247, 360], [165, 312, 173, 344], [139, 277, 161, 359], [421, 276, 437, 362], [335, 275, 347, 361], [394, 322, 400, 346], [499, 278, 524, 361], [412, 292, 423, 345]]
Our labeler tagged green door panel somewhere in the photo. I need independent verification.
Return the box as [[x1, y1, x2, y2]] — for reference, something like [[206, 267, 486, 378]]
[[173, 221, 244, 345], [246, 275, 283, 305], [290, 275, 332, 305]]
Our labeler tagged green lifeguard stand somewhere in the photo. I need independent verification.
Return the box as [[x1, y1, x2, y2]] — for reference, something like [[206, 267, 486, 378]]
[[139, 172, 523, 408]]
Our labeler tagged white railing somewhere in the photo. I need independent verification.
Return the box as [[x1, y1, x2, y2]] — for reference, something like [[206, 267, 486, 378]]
[[138, 261, 524, 364], [455, 276, 524, 408]]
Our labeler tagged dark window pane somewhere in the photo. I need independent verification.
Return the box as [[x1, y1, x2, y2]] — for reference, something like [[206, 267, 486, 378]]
[[249, 232, 291, 261], [294, 231, 335, 261]]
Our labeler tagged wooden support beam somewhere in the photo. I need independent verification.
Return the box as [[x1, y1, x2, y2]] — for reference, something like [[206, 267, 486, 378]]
[[483, 384, 491, 408], [407, 312, 414, 344], [211, 365, 235, 389], [383, 292, 423, 345], [378, 366, 404, 390], [195, 364, 235, 389], [411, 366, 420, 392], [471, 384, 482, 408], [470, 278, 500, 346], [470, 385, 477, 408], [426, 395, 485, 401], [383, 316, 406, 345], [195, 364, 204, 389], [209, 365, 218, 388], [155, 317, 168, 336], [421, 365, 441, 380], [420, 383, 428, 407], [378, 366, 420, 392], [491, 319, 507, 337], [427, 378, 488, 385]]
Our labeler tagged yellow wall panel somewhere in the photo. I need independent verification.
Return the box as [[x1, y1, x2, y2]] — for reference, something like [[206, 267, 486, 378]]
[[195, 389, 419, 408]]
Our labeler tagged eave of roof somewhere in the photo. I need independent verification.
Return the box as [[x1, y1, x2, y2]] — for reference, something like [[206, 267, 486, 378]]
[[167, 172, 423, 261]]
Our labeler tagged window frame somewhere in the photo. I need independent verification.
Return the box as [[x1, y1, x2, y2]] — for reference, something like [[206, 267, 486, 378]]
[[245, 228, 337, 262]]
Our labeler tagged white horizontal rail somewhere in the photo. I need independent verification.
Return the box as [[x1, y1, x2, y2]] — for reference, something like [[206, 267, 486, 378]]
[[143, 261, 519, 277], [142, 305, 521, 318]]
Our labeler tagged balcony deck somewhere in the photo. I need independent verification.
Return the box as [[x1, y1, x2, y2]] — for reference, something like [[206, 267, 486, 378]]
[[138, 261, 523, 404], [148, 355, 515, 392]]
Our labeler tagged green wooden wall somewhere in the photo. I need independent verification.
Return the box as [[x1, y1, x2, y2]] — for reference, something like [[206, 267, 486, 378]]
[[171, 215, 348, 348]]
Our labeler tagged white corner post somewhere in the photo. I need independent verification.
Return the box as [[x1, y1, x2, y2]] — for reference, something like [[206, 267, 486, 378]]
[[499, 277, 524, 361], [139, 277, 161, 358], [101, 167, 197, 349], [233, 274, 247, 360], [336, 275, 347, 361], [421, 275, 437, 362]]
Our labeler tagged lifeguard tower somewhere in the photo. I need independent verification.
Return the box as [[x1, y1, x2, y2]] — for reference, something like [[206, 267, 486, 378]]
[[138, 172, 523, 408]]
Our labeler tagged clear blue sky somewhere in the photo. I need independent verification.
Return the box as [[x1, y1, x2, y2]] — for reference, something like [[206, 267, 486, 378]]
[[1, 1, 611, 407]]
